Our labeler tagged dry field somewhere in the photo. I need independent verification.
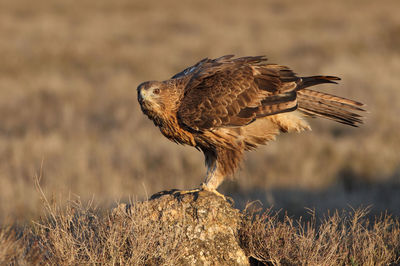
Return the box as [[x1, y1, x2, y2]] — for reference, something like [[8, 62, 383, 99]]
[[1, 197, 399, 265], [0, 0, 400, 262]]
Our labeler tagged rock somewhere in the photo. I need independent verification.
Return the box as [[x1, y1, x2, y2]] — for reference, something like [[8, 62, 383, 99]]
[[112, 189, 249, 265]]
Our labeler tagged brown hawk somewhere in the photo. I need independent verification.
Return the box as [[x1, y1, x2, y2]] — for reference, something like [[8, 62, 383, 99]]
[[137, 55, 365, 196]]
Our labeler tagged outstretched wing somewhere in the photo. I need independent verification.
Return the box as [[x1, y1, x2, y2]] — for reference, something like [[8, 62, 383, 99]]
[[177, 56, 301, 131]]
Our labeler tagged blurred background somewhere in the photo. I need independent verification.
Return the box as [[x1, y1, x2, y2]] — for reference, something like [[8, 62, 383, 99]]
[[1, 0, 399, 224]]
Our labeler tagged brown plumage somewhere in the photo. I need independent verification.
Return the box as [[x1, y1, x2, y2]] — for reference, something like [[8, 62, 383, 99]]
[[137, 55, 365, 193]]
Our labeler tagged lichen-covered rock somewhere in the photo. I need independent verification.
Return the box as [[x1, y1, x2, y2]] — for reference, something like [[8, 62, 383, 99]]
[[112, 189, 249, 265]]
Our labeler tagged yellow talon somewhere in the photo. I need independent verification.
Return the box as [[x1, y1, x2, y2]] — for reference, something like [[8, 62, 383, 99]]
[[200, 183, 227, 202], [169, 185, 230, 203]]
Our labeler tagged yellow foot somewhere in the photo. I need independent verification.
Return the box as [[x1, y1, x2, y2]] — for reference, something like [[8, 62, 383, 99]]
[[200, 183, 227, 202]]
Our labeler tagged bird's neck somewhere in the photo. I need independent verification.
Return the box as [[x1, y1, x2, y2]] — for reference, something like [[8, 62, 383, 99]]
[[156, 112, 196, 146]]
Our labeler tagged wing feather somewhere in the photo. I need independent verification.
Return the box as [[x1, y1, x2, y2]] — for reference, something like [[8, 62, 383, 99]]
[[176, 56, 300, 131]]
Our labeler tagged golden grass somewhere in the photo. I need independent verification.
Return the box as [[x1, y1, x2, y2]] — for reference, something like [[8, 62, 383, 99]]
[[241, 207, 400, 265], [1, 194, 399, 265]]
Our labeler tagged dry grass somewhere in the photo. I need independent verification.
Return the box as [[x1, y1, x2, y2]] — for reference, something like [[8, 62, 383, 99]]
[[0, 198, 185, 265], [0, 226, 25, 265], [0, 195, 399, 265], [240, 206, 400, 265], [27, 199, 184, 265]]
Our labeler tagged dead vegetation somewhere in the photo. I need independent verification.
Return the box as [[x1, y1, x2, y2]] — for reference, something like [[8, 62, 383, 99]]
[[1, 200, 185, 265], [0, 196, 399, 265], [240, 207, 400, 265]]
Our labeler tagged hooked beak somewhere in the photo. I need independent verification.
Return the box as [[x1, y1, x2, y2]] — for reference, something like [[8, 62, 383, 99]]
[[138, 90, 143, 103], [138, 88, 147, 104]]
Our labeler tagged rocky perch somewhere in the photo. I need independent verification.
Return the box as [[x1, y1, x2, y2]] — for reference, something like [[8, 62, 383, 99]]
[[112, 189, 250, 265]]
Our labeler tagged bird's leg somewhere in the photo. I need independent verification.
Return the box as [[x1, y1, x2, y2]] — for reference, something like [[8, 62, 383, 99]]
[[172, 162, 219, 196], [174, 165, 227, 199], [200, 164, 227, 201]]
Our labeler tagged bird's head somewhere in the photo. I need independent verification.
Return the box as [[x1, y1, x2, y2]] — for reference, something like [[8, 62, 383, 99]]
[[137, 80, 165, 116]]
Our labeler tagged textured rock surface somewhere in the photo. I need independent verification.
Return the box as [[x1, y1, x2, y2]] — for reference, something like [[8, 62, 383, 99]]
[[112, 189, 249, 265]]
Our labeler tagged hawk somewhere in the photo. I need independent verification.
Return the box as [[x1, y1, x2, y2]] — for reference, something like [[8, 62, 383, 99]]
[[137, 55, 365, 196]]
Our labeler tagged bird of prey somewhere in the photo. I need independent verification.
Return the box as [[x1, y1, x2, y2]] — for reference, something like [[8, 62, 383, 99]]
[[137, 55, 365, 196]]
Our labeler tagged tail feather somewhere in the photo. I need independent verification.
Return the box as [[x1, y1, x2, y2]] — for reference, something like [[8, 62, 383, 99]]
[[298, 89, 365, 110], [296, 76, 366, 127], [299, 101, 364, 126], [297, 75, 341, 90]]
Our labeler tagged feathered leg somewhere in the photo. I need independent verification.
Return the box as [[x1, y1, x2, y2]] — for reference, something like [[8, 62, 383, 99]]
[[201, 167, 227, 200], [201, 148, 223, 191], [200, 147, 243, 200]]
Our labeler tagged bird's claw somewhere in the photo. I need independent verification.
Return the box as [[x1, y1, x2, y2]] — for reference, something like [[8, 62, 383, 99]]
[[200, 183, 227, 201], [171, 185, 229, 202]]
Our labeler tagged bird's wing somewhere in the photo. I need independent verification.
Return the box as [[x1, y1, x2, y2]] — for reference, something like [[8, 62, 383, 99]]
[[177, 55, 301, 131], [171, 55, 234, 79]]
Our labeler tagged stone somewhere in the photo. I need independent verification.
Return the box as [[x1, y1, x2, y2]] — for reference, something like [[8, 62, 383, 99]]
[[112, 189, 249, 265]]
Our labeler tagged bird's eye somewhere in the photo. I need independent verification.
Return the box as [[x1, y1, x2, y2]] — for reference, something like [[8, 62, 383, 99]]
[[153, 88, 160, 94]]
